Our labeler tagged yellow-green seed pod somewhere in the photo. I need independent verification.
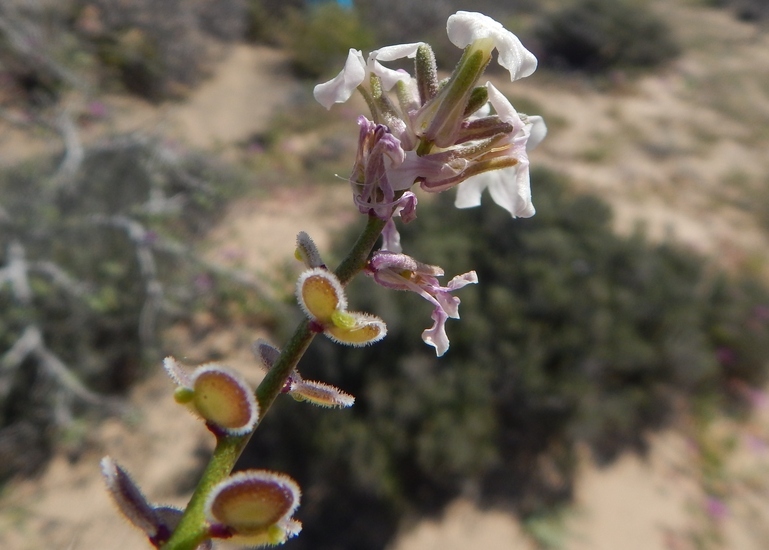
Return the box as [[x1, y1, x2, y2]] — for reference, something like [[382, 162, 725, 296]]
[[189, 365, 259, 435], [204, 470, 302, 546], [325, 312, 387, 347], [296, 268, 346, 323]]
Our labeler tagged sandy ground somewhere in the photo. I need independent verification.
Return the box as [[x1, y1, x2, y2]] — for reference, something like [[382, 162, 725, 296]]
[[2, 2, 769, 549]]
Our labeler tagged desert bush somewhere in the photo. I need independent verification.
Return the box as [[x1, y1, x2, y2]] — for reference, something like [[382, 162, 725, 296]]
[[355, 0, 540, 70], [0, 136, 253, 482], [72, 0, 248, 99], [534, 0, 680, 74], [357, 0, 538, 46], [282, 3, 375, 79], [0, 1, 96, 107], [240, 168, 769, 549], [0, 0, 249, 104], [704, 0, 769, 21]]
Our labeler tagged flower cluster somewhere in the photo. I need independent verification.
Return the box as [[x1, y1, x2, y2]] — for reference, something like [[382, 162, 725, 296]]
[[314, 10, 544, 354], [315, 10, 546, 221]]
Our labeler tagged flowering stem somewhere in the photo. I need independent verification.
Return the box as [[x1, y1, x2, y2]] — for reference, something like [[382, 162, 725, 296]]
[[161, 213, 386, 550]]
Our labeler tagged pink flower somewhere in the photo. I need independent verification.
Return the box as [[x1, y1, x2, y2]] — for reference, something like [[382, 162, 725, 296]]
[[366, 251, 477, 356], [351, 117, 411, 219]]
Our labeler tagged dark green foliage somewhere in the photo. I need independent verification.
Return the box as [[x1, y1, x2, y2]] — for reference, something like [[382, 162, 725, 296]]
[[0, 0, 249, 104], [74, 0, 248, 99], [0, 139, 246, 481], [356, 0, 540, 71], [534, 0, 680, 74], [705, 0, 769, 21], [357, 0, 538, 46], [282, 4, 375, 79], [242, 168, 769, 549]]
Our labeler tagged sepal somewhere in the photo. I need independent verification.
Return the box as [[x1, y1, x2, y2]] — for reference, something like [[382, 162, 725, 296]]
[[101, 456, 160, 539], [463, 86, 489, 117], [295, 231, 325, 268], [100, 457, 216, 548], [415, 43, 439, 104]]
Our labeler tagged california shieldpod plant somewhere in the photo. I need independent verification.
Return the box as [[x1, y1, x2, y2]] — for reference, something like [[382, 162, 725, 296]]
[[103, 11, 545, 549]]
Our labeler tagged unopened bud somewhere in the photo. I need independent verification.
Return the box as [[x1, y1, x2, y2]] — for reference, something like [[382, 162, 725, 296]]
[[101, 457, 160, 538], [291, 378, 355, 408], [295, 231, 325, 268]]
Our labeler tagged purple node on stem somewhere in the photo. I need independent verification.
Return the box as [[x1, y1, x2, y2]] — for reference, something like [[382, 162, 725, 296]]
[[309, 319, 326, 333], [208, 523, 235, 539]]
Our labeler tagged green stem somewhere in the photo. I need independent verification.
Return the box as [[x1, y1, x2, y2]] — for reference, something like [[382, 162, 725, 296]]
[[161, 214, 386, 550]]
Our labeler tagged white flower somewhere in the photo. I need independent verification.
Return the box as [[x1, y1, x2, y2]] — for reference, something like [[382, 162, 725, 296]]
[[447, 11, 538, 82], [313, 43, 423, 109], [454, 82, 547, 218]]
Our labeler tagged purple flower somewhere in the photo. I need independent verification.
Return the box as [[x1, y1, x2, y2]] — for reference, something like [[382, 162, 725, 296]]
[[381, 193, 417, 253], [366, 251, 478, 356], [351, 117, 411, 220]]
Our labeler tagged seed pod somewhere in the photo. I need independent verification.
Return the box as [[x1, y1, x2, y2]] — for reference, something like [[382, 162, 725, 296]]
[[205, 470, 302, 546], [164, 357, 259, 436]]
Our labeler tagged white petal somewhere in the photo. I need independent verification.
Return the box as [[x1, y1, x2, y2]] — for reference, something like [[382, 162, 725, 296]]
[[454, 175, 485, 209], [371, 42, 423, 62], [485, 82, 522, 128], [371, 62, 411, 91], [447, 271, 479, 290], [313, 49, 366, 109], [525, 115, 547, 151], [447, 11, 537, 81], [487, 164, 535, 218], [368, 42, 423, 90], [422, 308, 450, 357]]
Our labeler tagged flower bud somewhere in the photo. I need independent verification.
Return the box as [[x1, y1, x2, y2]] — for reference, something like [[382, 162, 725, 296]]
[[295, 231, 325, 268], [101, 456, 160, 539], [205, 470, 302, 546], [415, 43, 439, 104], [253, 339, 281, 372], [253, 339, 355, 408], [291, 378, 355, 408], [101, 457, 213, 549]]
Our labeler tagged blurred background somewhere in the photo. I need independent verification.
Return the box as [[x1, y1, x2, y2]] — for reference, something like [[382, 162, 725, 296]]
[[1, 0, 769, 548]]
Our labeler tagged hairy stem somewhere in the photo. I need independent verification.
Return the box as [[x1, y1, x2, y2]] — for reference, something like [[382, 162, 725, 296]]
[[161, 214, 386, 550]]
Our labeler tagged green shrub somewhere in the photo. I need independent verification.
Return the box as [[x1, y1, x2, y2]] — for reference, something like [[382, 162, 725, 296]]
[[0, 137, 250, 481], [534, 0, 680, 74], [73, 0, 248, 99], [283, 4, 375, 79], [242, 168, 769, 549], [705, 0, 769, 21]]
